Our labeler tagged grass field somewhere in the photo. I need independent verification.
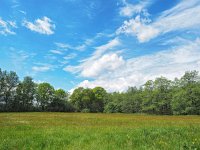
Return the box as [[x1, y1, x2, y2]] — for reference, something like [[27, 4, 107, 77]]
[[0, 113, 200, 150]]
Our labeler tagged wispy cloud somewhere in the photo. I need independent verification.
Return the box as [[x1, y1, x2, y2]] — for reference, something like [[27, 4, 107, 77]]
[[18, 10, 26, 15], [0, 18, 17, 35], [11, 0, 20, 8], [32, 66, 50, 72], [63, 53, 77, 60], [117, 0, 200, 42], [63, 38, 121, 77], [116, 16, 157, 43], [8, 48, 36, 71], [55, 32, 111, 52], [119, 0, 150, 17], [89, 38, 121, 60], [55, 42, 72, 49], [23, 16, 55, 35], [75, 38, 94, 51], [31, 63, 55, 73], [50, 50, 63, 55], [70, 38, 200, 92], [80, 53, 125, 78]]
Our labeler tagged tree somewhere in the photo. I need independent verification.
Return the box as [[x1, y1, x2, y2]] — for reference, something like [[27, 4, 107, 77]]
[[121, 87, 142, 113], [70, 87, 107, 112], [70, 87, 84, 112], [141, 80, 156, 114], [141, 77, 173, 115], [36, 83, 55, 111], [180, 70, 199, 86], [104, 92, 123, 113], [81, 88, 94, 112], [49, 89, 74, 112], [0, 70, 19, 111], [172, 71, 200, 115], [153, 77, 172, 115], [92, 87, 108, 112], [13, 76, 36, 111], [70, 87, 95, 112]]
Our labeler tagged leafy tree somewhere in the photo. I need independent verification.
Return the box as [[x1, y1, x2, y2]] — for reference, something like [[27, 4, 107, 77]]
[[49, 89, 74, 112], [153, 77, 172, 115], [104, 102, 118, 113], [13, 76, 36, 111], [92, 87, 107, 112], [180, 70, 199, 86], [141, 80, 156, 114], [121, 87, 142, 113], [0, 70, 19, 111], [70, 87, 84, 111], [104, 92, 123, 113], [172, 71, 200, 115], [141, 77, 173, 115], [36, 83, 55, 111], [1, 67, 200, 114], [81, 88, 94, 112], [70, 87, 107, 112]]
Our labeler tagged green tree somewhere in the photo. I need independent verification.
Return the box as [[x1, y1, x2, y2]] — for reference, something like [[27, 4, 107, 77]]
[[36, 83, 55, 111], [104, 92, 123, 113], [70, 87, 84, 112], [13, 76, 36, 111], [141, 80, 156, 114], [81, 88, 94, 112], [153, 77, 172, 114], [0, 70, 19, 111], [49, 89, 74, 112], [172, 71, 200, 115], [121, 87, 142, 113], [92, 87, 108, 112], [141, 78, 173, 115], [70, 87, 107, 112]]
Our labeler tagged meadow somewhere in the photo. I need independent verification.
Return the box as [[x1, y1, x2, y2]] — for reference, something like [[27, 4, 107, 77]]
[[0, 113, 200, 150]]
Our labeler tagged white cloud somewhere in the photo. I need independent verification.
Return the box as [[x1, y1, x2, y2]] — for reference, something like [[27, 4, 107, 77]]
[[63, 53, 77, 60], [120, 0, 150, 17], [54, 42, 86, 51], [50, 50, 63, 55], [81, 53, 125, 78], [63, 38, 121, 77], [117, 0, 200, 42], [71, 38, 200, 92], [74, 38, 95, 51], [32, 66, 50, 72], [55, 42, 72, 49], [33, 80, 45, 84], [8, 21, 17, 28], [8, 48, 35, 71], [116, 16, 158, 42], [32, 63, 55, 72], [0, 18, 17, 35], [63, 65, 80, 74], [91, 38, 121, 59], [55, 32, 113, 52], [23, 16, 55, 35], [19, 10, 26, 15]]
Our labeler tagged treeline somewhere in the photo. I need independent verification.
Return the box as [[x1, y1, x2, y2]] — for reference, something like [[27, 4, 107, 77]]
[[0, 68, 200, 115]]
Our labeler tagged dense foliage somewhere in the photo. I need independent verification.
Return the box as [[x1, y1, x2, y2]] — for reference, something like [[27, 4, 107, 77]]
[[0, 68, 199, 114]]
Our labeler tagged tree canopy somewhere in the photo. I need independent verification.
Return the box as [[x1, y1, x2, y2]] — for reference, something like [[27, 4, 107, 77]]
[[0, 68, 199, 115]]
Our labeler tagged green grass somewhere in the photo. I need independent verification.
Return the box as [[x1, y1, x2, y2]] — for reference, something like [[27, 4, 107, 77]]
[[0, 113, 200, 150]]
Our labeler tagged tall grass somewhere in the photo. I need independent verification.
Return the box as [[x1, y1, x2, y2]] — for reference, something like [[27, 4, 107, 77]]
[[0, 113, 199, 149]]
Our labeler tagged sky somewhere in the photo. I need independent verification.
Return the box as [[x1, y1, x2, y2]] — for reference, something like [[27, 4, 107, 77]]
[[0, 0, 200, 92]]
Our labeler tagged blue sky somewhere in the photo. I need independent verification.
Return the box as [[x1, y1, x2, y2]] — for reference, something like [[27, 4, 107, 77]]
[[0, 0, 200, 92]]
